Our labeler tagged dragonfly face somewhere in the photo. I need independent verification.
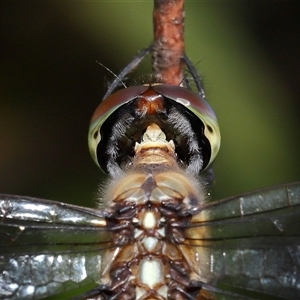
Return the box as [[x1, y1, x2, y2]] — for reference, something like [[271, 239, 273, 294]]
[[88, 84, 220, 175], [1, 56, 300, 300]]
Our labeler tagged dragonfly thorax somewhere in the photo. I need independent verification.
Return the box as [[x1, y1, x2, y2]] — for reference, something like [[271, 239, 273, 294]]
[[100, 160, 207, 299]]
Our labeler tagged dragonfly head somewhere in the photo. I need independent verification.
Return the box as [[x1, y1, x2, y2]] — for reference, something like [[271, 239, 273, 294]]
[[88, 84, 220, 175]]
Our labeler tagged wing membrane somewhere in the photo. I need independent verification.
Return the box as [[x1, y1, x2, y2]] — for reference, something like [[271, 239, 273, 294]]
[[185, 182, 300, 300], [0, 195, 114, 300]]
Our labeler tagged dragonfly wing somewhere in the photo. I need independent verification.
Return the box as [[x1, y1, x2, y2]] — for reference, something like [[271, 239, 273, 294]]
[[0, 195, 113, 300], [185, 182, 300, 300]]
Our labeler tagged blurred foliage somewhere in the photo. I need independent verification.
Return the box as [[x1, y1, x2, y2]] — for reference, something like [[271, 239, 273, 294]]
[[1, 2, 300, 299]]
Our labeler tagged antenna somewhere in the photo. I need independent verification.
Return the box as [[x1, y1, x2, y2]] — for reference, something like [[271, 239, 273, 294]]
[[96, 60, 127, 89], [102, 45, 153, 100]]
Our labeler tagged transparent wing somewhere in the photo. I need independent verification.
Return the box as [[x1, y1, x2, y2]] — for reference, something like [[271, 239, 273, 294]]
[[185, 182, 300, 300], [0, 195, 114, 300]]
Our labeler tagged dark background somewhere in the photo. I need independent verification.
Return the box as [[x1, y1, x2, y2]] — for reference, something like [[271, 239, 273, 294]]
[[1, 2, 300, 204], [1, 1, 300, 299]]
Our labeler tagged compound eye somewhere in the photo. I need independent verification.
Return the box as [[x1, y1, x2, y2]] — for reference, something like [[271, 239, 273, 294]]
[[88, 86, 148, 170], [152, 85, 221, 170]]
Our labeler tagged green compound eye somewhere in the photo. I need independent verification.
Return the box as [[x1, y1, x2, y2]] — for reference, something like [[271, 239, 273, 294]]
[[88, 85, 149, 171]]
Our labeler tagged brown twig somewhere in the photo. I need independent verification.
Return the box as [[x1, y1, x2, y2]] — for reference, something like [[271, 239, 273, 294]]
[[152, 0, 185, 85]]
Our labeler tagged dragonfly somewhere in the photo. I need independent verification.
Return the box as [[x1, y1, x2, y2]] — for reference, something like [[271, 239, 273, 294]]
[[1, 44, 300, 299], [1, 11, 300, 300]]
